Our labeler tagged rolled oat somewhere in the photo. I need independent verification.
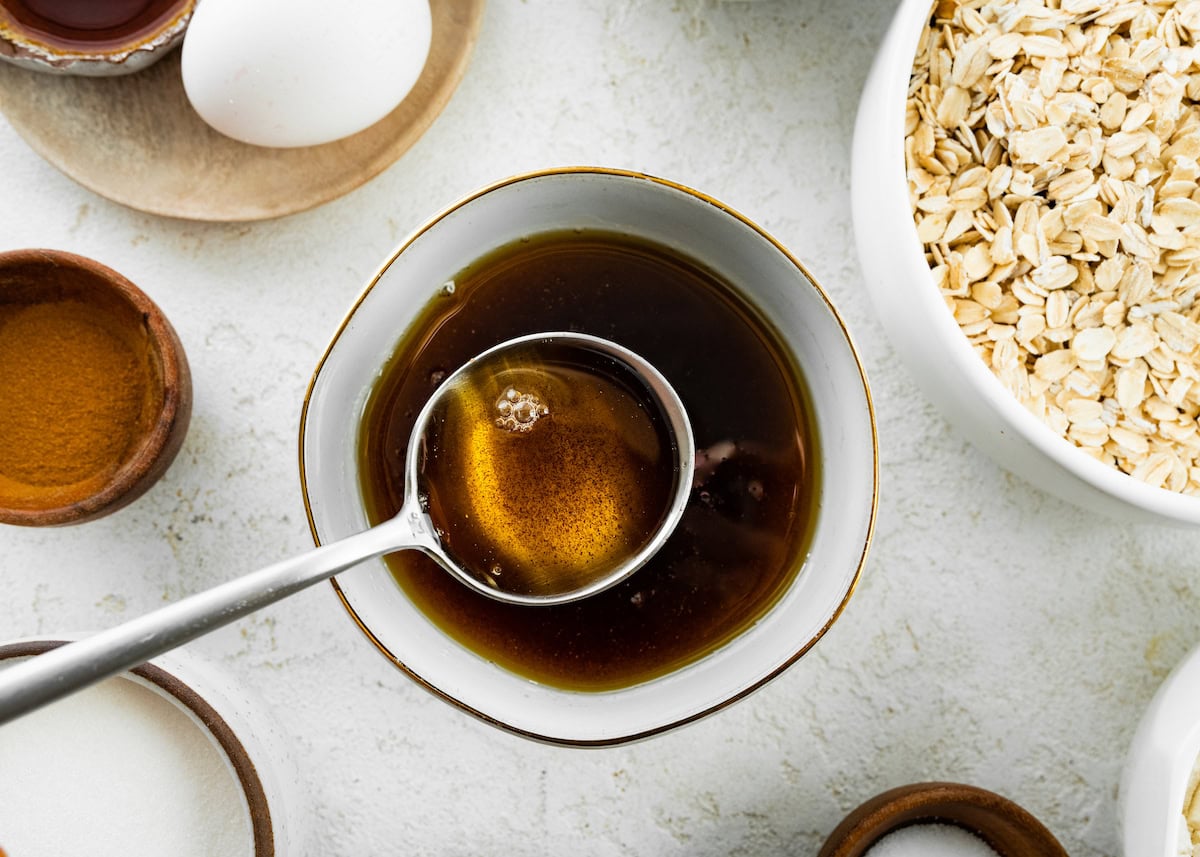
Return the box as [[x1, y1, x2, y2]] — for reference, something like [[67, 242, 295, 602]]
[[907, 0, 1200, 494]]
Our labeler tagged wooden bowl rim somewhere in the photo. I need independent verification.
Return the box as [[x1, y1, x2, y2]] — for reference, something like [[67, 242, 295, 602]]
[[817, 781, 1069, 857], [0, 639, 273, 854], [0, 247, 192, 526]]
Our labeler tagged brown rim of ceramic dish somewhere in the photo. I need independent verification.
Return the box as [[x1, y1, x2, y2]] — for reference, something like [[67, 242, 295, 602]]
[[0, 640, 272, 856], [0, 0, 192, 67], [297, 165, 880, 747], [817, 782, 1069, 857], [0, 248, 193, 527]]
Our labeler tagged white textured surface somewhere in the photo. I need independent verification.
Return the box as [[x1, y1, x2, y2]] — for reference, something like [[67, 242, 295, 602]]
[[0, 1, 1194, 855]]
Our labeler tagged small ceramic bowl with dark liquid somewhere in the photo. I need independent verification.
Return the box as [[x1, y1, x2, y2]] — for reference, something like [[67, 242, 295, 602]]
[[299, 168, 878, 745], [0, 0, 192, 76]]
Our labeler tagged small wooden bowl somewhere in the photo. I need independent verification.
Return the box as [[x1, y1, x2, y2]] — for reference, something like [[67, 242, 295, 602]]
[[818, 782, 1069, 857], [0, 248, 192, 526]]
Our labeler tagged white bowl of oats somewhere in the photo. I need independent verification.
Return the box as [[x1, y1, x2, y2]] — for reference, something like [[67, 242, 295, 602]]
[[853, 0, 1200, 523]]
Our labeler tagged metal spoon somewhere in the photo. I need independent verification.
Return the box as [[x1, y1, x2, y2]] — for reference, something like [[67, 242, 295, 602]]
[[0, 332, 694, 726]]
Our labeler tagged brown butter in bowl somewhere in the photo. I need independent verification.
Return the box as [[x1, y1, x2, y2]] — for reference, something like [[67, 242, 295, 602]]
[[358, 229, 822, 692]]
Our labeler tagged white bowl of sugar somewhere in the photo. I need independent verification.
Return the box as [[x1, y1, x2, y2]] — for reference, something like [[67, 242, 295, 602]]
[[0, 639, 303, 857]]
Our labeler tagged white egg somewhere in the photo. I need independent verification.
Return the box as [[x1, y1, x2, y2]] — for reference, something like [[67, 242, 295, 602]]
[[181, 0, 432, 148]]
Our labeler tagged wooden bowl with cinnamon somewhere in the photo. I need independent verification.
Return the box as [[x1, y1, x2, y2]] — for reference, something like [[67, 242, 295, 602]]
[[0, 248, 192, 526]]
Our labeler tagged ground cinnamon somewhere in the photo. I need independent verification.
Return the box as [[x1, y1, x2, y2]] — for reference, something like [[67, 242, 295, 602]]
[[0, 298, 160, 510]]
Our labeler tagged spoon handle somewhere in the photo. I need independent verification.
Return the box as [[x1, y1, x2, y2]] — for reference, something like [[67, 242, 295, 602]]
[[0, 513, 422, 726]]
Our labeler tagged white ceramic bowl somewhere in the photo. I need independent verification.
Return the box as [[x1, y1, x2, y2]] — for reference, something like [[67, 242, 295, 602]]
[[852, 0, 1200, 524], [300, 167, 878, 746], [0, 638, 304, 856], [1121, 642, 1200, 857]]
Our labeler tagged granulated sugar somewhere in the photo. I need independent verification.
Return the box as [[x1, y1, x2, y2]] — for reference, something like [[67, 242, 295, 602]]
[[866, 823, 1001, 857], [0, 668, 253, 857]]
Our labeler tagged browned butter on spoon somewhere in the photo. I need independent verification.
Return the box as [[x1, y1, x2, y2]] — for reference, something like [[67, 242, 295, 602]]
[[0, 332, 694, 725], [423, 334, 686, 599]]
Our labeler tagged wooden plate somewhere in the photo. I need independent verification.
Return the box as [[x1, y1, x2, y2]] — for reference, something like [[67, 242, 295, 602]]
[[0, 1, 484, 222]]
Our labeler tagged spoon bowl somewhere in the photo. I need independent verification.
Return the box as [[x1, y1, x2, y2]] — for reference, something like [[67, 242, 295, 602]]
[[0, 332, 692, 725], [406, 332, 694, 605]]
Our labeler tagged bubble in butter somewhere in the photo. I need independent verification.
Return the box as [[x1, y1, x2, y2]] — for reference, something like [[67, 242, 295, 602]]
[[181, 0, 432, 148]]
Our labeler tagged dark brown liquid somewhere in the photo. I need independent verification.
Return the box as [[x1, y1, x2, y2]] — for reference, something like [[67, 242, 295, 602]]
[[420, 338, 679, 599], [359, 231, 820, 691], [2, 0, 182, 50]]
